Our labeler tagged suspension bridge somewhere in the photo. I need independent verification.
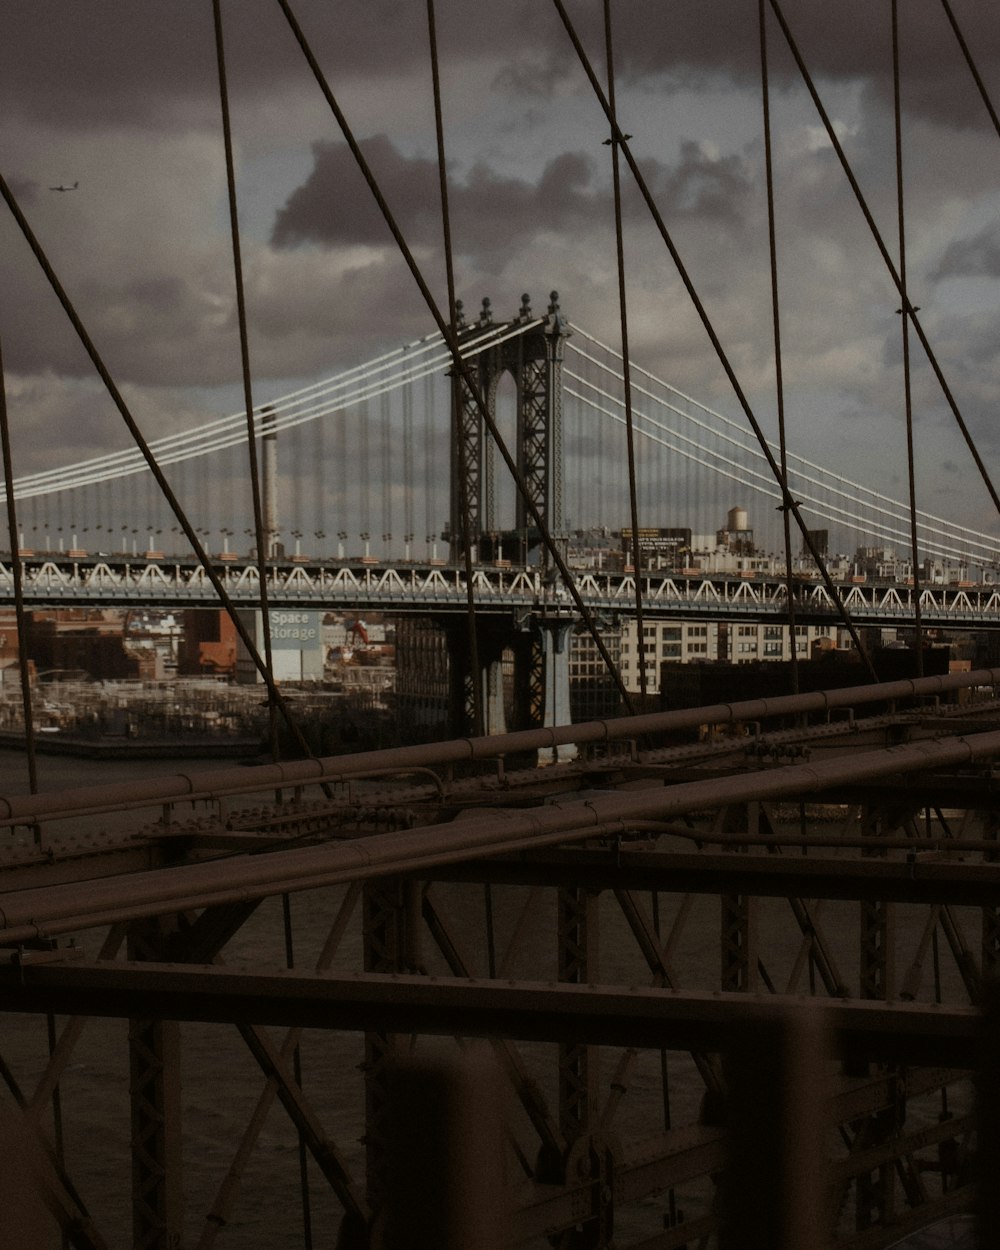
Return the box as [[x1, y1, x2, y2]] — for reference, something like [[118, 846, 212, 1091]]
[[5, 306, 998, 575], [3, 2, 1000, 1249], [0, 297, 997, 654]]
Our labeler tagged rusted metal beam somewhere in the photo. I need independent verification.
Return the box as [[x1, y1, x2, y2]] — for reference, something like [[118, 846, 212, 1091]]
[[0, 1099, 110, 1250], [0, 668, 994, 829], [5, 730, 1000, 942], [438, 847, 1000, 908], [0, 961, 979, 1067]]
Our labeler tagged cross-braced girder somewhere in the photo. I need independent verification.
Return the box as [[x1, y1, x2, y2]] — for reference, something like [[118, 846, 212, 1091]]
[[450, 294, 569, 567], [1, 676, 1000, 1245]]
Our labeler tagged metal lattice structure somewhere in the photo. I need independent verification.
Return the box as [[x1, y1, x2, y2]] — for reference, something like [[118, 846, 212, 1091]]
[[450, 294, 570, 568], [0, 668, 999, 1247]]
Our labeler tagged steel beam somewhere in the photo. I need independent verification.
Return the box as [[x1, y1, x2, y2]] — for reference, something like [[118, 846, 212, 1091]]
[[0, 667, 995, 830], [0, 961, 979, 1068], [436, 846, 1000, 907], [6, 729, 1000, 943]]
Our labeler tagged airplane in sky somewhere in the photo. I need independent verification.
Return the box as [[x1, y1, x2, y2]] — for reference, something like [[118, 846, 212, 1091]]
[[49, 181, 78, 192]]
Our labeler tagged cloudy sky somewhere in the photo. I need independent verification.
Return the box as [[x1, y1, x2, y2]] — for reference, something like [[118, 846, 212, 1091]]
[[2, 0, 999, 554]]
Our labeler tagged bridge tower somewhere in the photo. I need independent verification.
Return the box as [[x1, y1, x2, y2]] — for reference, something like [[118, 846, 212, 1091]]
[[449, 290, 570, 568], [400, 291, 576, 743]]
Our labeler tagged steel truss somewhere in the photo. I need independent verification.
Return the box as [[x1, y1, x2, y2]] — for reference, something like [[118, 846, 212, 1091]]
[[4, 553, 1000, 629], [449, 295, 569, 567], [2, 670, 1000, 1248]]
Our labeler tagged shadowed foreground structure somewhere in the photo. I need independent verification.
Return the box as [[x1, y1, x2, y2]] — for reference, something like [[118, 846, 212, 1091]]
[[0, 669, 999, 1247]]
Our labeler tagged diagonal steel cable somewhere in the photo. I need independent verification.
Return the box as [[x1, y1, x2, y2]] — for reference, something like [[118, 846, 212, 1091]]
[[767, 0, 1000, 523], [758, 0, 800, 691], [0, 173, 326, 758], [603, 0, 647, 704], [891, 0, 924, 676], [0, 337, 38, 796], [274, 0, 636, 712], [213, 0, 281, 758], [548, 0, 877, 680], [427, 0, 483, 737], [938, 0, 1000, 141]]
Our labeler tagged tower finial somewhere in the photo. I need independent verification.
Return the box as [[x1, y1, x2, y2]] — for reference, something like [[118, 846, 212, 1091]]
[[479, 296, 492, 325], [520, 292, 532, 320]]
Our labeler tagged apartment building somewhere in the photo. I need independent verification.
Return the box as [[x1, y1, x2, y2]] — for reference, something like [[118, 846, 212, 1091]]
[[619, 619, 719, 693], [616, 618, 844, 695]]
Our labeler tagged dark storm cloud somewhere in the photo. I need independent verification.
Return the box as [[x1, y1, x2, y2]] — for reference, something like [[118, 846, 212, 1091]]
[[606, 1, 1000, 132], [932, 223, 1000, 282], [6, 2, 997, 136], [2, 3, 219, 131], [271, 137, 611, 254], [271, 136, 441, 250], [272, 134, 751, 256], [1, 2, 551, 130], [639, 141, 752, 226]]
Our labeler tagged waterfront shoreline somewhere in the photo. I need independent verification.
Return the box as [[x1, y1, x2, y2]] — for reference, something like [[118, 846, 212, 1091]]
[[0, 729, 263, 760]]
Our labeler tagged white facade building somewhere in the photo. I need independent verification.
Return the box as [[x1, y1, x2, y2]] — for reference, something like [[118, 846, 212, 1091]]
[[618, 618, 845, 694]]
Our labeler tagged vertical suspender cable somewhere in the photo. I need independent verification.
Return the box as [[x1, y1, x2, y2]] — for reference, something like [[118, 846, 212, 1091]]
[[427, 0, 483, 737], [0, 339, 69, 1227], [603, 0, 647, 705], [337, 404, 348, 551], [892, 0, 924, 676], [596, 351, 605, 528], [380, 389, 391, 556], [549, 0, 877, 682], [292, 421, 303, 546], [767, 0, 1000, 525], [938, 0, 1000, 141], [313, 410, 324, 554], [758, 0, 799, 691], [402, 379, 414, 554], [0, 340, 38, 798], [212, 0, 280, 757], [359, 397, 370, 551], [213, 9, 318, 1239], [423, 374, 434, 558], [276, 0, 635, 713]]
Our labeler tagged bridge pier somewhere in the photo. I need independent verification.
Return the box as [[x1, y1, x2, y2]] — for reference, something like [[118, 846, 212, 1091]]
[[395, 613, 578, 751], [539, 618, 577, 763]]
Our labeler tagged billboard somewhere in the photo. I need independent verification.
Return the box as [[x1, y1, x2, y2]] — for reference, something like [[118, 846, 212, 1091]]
[[268, 609, 321, 650], [621, 527, 691, 555]]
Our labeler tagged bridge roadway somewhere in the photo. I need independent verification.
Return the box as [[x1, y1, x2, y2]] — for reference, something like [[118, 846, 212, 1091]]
[[3, 551, 1000, 627]]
